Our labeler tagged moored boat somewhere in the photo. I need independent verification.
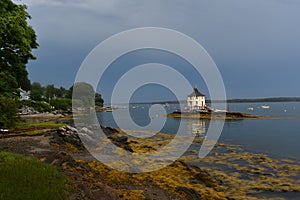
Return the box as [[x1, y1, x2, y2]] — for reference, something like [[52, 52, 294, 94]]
[[261, 104, 270, 109]]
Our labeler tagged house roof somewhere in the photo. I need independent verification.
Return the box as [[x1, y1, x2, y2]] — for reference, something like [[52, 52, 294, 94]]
[[188, 87, 205, 97]]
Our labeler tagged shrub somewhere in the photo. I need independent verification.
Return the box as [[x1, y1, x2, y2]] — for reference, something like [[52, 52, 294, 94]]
[[50, 98, 72, 110], [0, 96, 19, 128], [19, 100, 52, 113]]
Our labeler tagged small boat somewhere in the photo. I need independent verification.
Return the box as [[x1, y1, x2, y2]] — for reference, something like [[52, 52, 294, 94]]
[[247, 107, 254, 111], [213, 109, 227, 113], [261, 105, 270, 109], [163, 103, 170, 108]]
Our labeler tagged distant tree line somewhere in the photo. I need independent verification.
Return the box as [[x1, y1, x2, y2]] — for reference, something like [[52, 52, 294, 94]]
[[228, 97, 300, 103], [30, 82, 71, 102], [28, 82, 104, 111], [207, 97, 300, 103]]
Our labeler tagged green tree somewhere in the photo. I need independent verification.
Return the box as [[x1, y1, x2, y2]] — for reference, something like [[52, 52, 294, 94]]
[[30, 82, 44, 101], [66, 85, 73, 99], [0, 0, 38, 90], [54, 86, 67, 98], [71, 82, 104, 108], [0, 96, 18, 128], [72, 82, 95, 107], [61, 86, 69, 98], [95, 93, 104, 107], [0, 0, 37, 128], [45, 84, 55, 102], [0, 71, 18, 96], [50, 98, 72, 111]]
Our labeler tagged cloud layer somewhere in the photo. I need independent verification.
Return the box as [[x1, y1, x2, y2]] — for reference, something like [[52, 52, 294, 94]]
[[12, 0, 300, 99]]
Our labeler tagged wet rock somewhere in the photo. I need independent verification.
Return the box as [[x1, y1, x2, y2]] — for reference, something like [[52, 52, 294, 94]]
[[101, 125, 118, 137], [115, 136, 128, 143], [107, 136, 133, 152], [52, 125, 134, 153], [66, 125, 78, 133], [80, 127, 94, 135], [177, 161, 220, 188], [90, 186, 120, 200], [176, 186, 202, 200], [51, 126, 85, 151], [107, 135, 133, 153], [142, 145, 156, 151]]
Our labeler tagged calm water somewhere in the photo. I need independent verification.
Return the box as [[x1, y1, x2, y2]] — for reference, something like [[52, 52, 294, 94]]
[[97, 102, 300, 161]]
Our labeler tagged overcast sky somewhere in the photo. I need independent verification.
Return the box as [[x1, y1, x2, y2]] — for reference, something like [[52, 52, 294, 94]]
[[14, 0, 300, 102]]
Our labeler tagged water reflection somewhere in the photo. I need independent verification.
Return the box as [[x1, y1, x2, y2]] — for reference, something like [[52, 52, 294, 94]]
[[185, 119, 207, 137]]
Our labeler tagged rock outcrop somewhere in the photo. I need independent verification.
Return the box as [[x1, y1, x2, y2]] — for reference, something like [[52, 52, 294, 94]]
[[19, 105, 38, 115]]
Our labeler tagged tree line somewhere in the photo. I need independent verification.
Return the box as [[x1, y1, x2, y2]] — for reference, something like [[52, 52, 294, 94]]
[[28, 82, 104, 111]]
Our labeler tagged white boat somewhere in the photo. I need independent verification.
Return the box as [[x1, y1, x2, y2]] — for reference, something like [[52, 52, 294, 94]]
[[247, 107, 254, 111], [261, 105, 270, 109], [213, 109, 227, 113]]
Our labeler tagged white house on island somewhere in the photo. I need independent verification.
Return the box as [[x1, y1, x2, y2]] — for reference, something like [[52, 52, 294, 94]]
[[187, 87, 206, 110]]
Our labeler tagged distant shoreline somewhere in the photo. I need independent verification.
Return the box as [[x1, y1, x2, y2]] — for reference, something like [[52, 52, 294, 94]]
[[211, 97, 300, 103]]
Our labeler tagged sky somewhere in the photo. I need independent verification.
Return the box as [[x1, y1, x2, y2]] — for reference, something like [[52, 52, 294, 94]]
[[13, 0, 300, 103]]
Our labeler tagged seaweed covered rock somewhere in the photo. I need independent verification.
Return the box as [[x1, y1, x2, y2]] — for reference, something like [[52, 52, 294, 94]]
[[50, 126, 85, 151], [50, 125, 134, 153]]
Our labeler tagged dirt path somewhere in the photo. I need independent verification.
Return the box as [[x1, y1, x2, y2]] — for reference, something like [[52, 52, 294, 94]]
[[0, 134, 56, 159]]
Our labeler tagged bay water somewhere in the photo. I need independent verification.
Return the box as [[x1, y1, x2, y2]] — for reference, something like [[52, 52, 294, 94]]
[[96, 102, 300, 161]]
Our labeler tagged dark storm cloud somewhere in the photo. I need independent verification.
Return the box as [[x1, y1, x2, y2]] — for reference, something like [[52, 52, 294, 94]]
[[14, 0, 300, 99]]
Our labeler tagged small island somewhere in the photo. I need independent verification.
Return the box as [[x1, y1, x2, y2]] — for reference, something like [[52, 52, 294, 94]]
[[167, 110, 266, 120], [167, 87, 268, 120]]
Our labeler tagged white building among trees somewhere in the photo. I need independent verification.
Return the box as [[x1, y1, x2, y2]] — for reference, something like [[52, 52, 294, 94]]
[[187, 87, 206, 110], [19, 88, 30, 100]]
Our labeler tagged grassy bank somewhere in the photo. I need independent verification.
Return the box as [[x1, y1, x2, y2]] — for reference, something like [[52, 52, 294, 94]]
[[8, 113, 71, 135], [0, 152, 70, 200], [13, 121, 67, 135]]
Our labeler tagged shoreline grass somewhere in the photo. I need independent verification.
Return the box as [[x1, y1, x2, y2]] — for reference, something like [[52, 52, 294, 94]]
[[13, 121, 67, 135], [15, 121, 67, 129], [0, 152, 71, 200]]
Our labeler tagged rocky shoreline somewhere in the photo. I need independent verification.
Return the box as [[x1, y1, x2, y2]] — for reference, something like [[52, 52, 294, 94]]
[[1, 123, 300, 199]]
